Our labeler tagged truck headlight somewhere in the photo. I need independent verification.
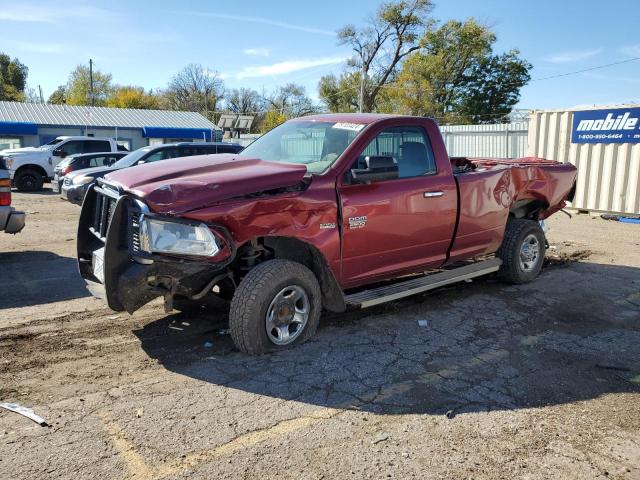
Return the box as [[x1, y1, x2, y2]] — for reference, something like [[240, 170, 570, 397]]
[[139, 216, 220, 257], [72, 175, 93, 186], [5, 157, 13, 169]]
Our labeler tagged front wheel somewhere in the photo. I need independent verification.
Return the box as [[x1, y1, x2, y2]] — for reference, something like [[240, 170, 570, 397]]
[[15, 169, 44, 192], [497, 219, 546, 284], [229, 259, 321, 355]]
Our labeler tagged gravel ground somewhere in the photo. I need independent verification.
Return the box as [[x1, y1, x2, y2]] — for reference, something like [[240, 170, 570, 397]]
[[1, 186, 639, 480]]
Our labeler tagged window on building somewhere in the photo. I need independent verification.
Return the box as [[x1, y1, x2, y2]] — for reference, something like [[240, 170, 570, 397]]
[[0, 138, 21, 150]]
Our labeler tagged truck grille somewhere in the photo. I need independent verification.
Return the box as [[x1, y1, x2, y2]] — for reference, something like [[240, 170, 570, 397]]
[[90, 190, 117, 240], [64, 176, 72, 186], [130, 211, 142, 253]]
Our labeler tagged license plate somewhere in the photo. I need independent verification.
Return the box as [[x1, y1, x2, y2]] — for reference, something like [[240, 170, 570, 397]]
[[52, 180, 59, 193], [92, 247, 105, 283]]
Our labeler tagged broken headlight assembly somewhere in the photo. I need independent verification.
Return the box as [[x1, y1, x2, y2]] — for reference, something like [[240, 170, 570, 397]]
[[138, 216, 221, 257]]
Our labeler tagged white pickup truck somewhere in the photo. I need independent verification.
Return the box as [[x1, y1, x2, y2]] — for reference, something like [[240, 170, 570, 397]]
[[0, 136, 125, 191]]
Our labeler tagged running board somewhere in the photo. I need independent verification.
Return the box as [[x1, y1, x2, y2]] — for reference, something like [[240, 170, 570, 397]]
[[345, 258, 502, 309]]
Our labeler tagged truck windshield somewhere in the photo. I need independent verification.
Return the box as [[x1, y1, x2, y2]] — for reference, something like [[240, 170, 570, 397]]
[[239, 121, 365, 173]]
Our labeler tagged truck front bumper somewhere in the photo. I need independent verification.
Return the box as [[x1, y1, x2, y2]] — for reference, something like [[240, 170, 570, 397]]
[[0, 205, 26, 234], [77, 184, 233, 313]]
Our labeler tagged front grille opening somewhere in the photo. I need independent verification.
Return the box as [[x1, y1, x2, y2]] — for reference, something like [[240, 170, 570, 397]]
[[90, 190, 117, 241]]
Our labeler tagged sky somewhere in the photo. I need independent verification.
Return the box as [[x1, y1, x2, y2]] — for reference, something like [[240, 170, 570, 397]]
[[1, 0, 639, 111]]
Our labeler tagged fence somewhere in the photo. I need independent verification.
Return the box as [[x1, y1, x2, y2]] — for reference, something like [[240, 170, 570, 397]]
[[440, 122, 529, 159]]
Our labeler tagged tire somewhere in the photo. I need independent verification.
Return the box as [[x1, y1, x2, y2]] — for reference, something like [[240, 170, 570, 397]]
[[15, 169, 44, 192], [229, 259, 321, 355], [497, 218, 546, 284]]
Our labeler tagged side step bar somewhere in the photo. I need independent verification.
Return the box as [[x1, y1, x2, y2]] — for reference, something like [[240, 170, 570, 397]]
[[345, 258, 502, 309]]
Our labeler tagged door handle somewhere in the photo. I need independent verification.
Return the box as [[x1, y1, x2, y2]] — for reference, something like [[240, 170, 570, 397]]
[[423, 191, 444, 198]]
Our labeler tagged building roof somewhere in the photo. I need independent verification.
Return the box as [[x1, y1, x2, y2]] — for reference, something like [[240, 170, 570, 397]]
[[0, 101, 218, 130]]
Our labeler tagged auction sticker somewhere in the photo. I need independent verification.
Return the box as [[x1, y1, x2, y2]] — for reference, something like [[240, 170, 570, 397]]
[[332, 122, 365, 132]]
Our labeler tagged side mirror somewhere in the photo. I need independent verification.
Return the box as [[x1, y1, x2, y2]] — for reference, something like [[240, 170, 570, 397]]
[[54, 148, 67, 158], [350, 156, 398, 183]]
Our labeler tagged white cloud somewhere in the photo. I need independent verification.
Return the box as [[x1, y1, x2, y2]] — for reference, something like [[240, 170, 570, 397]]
[[177, 11, 335, 36], [236, 56, 347, 79], [243, 48, 270, 57], [621, 44, 640, 57], [0, 4, 114, 23], [16, 42, 65, 54], [545, 48, 603, 64]]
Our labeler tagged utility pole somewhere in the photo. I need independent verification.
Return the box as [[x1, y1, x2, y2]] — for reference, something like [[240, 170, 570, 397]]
[[89, 59, 95, 106], [38, 85, 44, 103]]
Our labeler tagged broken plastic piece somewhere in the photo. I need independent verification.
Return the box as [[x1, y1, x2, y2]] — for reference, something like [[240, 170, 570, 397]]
[[0, 402, 47, 426], [417, 320, 428, 328]]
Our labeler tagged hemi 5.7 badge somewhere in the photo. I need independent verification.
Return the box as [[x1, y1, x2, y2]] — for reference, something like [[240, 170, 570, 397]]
[[348, 216, 367, 229]]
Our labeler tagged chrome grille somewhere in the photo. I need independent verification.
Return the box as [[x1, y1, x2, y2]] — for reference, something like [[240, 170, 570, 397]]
[[90, 190, 117, 240], [130, 211, 142, 253]]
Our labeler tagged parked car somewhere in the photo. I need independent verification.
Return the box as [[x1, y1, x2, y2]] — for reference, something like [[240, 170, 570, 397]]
[[52, 152, 128, 193], [62, 142, 243, 205], [0, 136, 127, 192], [77, 114, 577, 354], [0, 168, 25, 234]]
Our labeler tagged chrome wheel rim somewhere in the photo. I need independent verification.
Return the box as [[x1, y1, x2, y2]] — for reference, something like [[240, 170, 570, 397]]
[[265, 285, 310, 345], [519, 234, 541, 272]]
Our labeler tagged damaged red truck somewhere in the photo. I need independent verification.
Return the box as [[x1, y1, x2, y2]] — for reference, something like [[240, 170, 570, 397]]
[[77, 114, 577, 354]]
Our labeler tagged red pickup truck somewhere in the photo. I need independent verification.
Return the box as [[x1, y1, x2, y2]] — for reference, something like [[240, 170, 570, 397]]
[[77, 114, 577, 354]]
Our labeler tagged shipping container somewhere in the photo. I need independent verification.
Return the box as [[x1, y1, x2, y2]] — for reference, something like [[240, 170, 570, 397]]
[[528, 105, 640, 215]]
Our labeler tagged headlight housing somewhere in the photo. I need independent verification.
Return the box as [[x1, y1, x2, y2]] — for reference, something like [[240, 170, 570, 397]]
[[5, 157, 14, 169], [138, 216, 220, 257], [72, 175, 93, 186]]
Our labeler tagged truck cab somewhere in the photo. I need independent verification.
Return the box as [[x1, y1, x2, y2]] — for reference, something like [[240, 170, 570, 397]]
[[0, 136, 125, 191]]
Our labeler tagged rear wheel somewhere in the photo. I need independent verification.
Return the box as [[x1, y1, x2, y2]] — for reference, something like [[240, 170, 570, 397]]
[[229, 259, 321, 355], [15, 169, 44, 192], [497, 219, 546, 284]]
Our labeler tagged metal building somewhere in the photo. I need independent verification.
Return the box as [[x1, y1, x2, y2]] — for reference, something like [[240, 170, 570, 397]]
[[0, 101, 222, 151], [528, 104, 640, 215]]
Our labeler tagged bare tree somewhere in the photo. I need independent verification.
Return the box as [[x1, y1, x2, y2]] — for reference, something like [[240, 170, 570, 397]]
[[225, 88, 264, 115], [165, 64, 224, 118], [265, 83, 318, 118], [338, 0, 434, 112]]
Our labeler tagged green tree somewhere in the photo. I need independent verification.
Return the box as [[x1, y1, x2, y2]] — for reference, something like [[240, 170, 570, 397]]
[[390, 19, 531, 122], [335, 0, 434, 112], [48, 85, 67, 104], [265, 83, 318, 118], [318, 73, 360, 113], [107, 86, 161, 109], [65, 64, 113, 106], [0, 53, 28, 101], [260, 110, 287, 133]]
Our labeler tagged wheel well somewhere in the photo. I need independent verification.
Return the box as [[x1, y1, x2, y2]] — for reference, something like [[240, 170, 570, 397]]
[[15, 164, 48, 179], [509, 199, 548, 220], [235, 236, 346, 313]]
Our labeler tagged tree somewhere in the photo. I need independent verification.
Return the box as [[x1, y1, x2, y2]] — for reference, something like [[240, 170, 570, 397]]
[[265, 83, 318, 118], [318, 73, 360, 113], [65, 64, 113, 106], [107, 86, 161, 109], [0, 53, 28, 101], [164, 64, 224, 118], [48, 85, 67, 104], [390, 19, 531, 123], [336, 0, 434, 112], [260, 110, 287, 133], [225, 88, 264, 115]]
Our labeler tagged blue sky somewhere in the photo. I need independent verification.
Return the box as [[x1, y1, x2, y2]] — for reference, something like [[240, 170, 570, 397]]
[[1, 0, 639, 110]]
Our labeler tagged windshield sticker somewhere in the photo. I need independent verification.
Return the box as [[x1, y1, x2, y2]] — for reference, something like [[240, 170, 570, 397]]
[[332, 122, 365, 132]]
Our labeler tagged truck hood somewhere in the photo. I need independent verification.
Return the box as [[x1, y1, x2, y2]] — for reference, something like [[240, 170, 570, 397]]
[[105, 154, 308, 214], [66, 165, 116, 180], [0, 146, 47, 156]]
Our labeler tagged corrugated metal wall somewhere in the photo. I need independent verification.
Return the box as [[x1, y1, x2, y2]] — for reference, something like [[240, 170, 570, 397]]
[[528, 107, 640, 215], [440, 122, 528, 158]]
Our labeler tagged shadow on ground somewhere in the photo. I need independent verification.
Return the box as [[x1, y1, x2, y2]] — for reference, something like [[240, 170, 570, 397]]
[[136, 261, 638, 416], [0, 251, 90, 309]]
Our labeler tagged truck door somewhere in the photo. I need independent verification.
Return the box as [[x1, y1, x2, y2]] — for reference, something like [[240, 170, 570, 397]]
[[339, 125, 457, 287]]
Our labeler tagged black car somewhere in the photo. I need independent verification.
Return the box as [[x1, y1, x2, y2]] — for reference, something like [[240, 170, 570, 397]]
[[52, 152, 128, 193], [61, 142, 244, 205]]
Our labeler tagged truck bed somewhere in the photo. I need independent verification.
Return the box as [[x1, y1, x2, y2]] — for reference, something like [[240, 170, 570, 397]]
[[447, 156, 577, 263]]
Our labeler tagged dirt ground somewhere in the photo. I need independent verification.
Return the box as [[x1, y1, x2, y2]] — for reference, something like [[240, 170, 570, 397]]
[[1, 186, 639, 480]]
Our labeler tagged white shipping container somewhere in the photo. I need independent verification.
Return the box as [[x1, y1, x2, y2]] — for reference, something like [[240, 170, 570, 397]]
[[528, 105, 640, 215]]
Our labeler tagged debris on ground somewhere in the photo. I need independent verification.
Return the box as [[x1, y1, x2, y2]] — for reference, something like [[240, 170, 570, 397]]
[[372, 432, 390, 444], [136, 408, 144, 418], [203, 341, 214, 348], [445, 409, 456, 419], [217, 329, 229, 336], [545, 249, 592, 266], [0, 403, 47, 426], [417, 320, 429, 328]]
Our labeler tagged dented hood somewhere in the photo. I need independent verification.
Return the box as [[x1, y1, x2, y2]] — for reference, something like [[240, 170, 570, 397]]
[[104, 154, 308, 214]]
